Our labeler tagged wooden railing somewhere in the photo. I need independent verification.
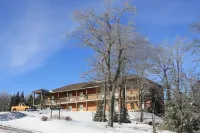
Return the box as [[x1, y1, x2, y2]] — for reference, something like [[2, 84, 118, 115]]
[[44, 93, 105, 105], [126, 95, 139, 102], [43, 93, 122, 105]]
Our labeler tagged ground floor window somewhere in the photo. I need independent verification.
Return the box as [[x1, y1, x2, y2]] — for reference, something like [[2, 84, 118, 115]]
[[68, 106, 72, 111], [79, 104, 83, 111]]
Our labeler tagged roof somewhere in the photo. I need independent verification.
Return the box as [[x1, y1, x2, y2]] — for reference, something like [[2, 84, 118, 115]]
[[32, 75, 162, 94], [51, 81, 102, 93], [33, 89, 50, 94], [126, 74, 162, 88]]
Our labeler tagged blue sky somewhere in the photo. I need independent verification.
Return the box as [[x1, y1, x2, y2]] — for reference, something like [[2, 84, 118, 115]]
[[0, 0, 199, 95]]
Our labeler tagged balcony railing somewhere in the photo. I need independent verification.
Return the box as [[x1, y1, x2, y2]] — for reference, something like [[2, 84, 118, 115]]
[[44, 93, 120, 105], [126, 95, 139, 102]]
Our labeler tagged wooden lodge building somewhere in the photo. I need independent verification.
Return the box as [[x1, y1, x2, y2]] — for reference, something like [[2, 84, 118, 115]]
[[32, 75, 164, 113]]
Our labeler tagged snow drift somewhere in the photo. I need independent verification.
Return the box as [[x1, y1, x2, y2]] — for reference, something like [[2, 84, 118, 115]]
[[0, 112, 27, 121]]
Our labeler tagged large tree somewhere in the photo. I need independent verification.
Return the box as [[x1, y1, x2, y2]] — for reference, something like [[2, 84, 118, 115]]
[[71, 0, 137, 127]]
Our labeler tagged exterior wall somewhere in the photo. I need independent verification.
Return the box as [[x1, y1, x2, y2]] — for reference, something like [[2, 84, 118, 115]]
[[126, 89, 138, 95], [68, 91, 77, 97], [51, 93, 59, 99], [68, 103, 77, 111], [77, 90, 86, 96], [87, 88, 97, 95], [42, 84, 163, 112], [87, 101, 97, 111], [77, 102, 86, 111], [59, 92, 67, 98], [126, 102, 139, 110], [61, 104, 67, 109]]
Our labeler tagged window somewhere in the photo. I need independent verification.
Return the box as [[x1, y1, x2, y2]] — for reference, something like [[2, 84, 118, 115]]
[[68, 106, 72, 111], [133, 96, 136, 100], [79, 104, 83, 111], [69, 93, 73, 97], [136, 96, 139, 100], [80, 92, 84, 96]]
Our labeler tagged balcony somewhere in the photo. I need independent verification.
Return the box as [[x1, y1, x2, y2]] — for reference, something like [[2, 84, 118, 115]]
[[44, 93, 119, 105], [126, 95, 139, 102]]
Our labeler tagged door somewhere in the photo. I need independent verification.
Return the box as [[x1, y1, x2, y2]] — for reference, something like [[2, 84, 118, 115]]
[[79, 104, 83, 111]]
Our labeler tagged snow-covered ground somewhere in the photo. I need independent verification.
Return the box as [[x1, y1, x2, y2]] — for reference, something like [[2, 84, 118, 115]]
[[0, 110, 174, 133]]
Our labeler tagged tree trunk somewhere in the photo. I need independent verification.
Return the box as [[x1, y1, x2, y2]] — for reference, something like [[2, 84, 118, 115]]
[[102, 82, 107, 122], [118, 86, 122, 124], [139, 97, 143, 123], [164, 72, 171, 101], [122, 84, 127, 122], [138, 78, 144, 123], [109, 90, 115, 127]]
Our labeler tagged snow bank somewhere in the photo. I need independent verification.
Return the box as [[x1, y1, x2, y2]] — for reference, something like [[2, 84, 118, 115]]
[[0, 112, 27, 121], [129, 111, 163, 124], [0, 111, 173, 133]]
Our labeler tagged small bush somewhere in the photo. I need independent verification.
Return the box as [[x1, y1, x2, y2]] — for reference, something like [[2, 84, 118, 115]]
[[64, 116, 72, 121], [41, 116, 48, 121]]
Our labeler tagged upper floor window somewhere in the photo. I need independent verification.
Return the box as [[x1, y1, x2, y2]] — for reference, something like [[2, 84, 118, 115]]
[[69, 93, 73, 97], [80, 92, 84, 96]]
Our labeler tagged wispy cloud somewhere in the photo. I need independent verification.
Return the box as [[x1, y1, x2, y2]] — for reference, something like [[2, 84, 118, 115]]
[[0, 1, 77, 75]]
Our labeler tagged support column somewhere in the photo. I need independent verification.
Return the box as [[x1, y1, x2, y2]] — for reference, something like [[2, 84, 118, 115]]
[[59, 109, 60, 120], [50, 109, 52, 119], [86, 101, 88, 111], [33, 93, 35, 106], [86, 89, 88, 111], [76, 91, 78, 101], [67, 92, 69, 103], [50, 94, 52, 106], [76, 102, 78, 111], [41, 93, 43, 110], [58, 92, 60, 105], [96, 88, 98, 99]]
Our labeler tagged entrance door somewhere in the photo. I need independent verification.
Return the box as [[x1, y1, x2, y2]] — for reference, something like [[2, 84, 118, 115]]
[[79, 104, 83, 111]]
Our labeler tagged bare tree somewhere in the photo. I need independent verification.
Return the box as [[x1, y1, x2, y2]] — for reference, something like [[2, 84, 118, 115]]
[[129, 40, 156, 122], [71, 0, 137, 127], [151, 43, 173, 101], [0, 92, 11, 112]]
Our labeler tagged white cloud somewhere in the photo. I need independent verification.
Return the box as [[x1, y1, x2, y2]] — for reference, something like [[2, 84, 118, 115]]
[[0, 2, 77, 75]]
